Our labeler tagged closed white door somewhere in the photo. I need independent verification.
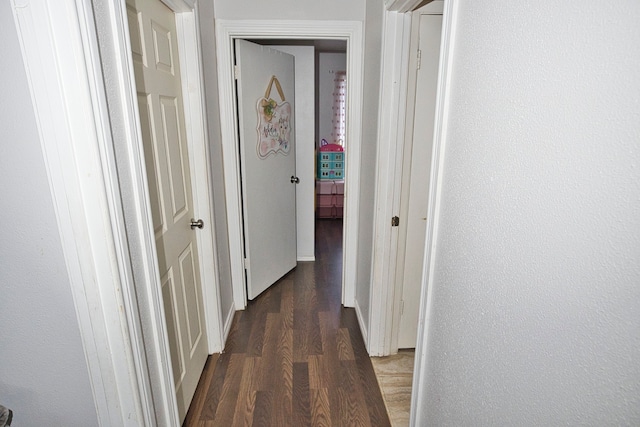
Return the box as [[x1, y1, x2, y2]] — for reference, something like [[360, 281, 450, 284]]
[[397, 12, 443, 349], [235, 40, 297, 300], [126, 0, 208, 421]]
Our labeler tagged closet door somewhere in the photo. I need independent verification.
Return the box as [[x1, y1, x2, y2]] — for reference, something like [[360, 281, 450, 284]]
[[397, 12, 442, 349]]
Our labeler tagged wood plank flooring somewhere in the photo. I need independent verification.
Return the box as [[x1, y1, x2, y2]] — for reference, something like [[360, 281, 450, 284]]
[[183, 219, 390, 426]]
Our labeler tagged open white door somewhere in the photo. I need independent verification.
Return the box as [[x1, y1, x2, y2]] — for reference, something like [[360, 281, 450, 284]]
[[235, 40, 297, 300], [127, 0, 208, 421]]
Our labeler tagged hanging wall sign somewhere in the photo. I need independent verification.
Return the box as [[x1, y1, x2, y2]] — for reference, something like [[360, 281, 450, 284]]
[[256, 75, 291, 159]]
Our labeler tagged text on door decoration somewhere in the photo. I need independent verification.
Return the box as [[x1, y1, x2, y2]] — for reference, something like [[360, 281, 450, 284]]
[[256, 75, 292, 159]]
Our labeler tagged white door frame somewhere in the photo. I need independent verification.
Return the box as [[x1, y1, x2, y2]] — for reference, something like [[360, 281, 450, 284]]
[[389, 2, 444, 353], [367, 10, 413, 356], [12, 0, 224, 424], [368, 0, 446, 356], [214, 20, 364, 310]]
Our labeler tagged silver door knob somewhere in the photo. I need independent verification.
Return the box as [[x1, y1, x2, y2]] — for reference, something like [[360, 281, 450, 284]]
[[190, 218, 204, 229], [290, 176, 300, 184]]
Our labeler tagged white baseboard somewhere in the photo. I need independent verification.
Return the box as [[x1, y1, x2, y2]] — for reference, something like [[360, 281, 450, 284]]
[[354, 299, 369, 353], [297, 256, 316, 262], [222, 304, 235, 351]]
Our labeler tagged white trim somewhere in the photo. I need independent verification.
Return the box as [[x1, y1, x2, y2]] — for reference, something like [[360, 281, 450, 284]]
[[92, 0, 179, 423], [298, 256, 316, 262], [223, 303, 236, 344], [355, 299, 368, 348], [411, 0, 458, 424], [389, 0, 444, 356], [214, 20, 364, 310], [367, 10, 413, 356], [75, 1, 157, 422], [390, 7, 423, 355], [11, 0, 146, 424], [174, 2, 225, 355], [385, 0, 424, 13]]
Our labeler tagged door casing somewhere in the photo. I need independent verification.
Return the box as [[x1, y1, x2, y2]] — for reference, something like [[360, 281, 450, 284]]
[[214, 20, 364, 313], [392, 2, 443, 352]]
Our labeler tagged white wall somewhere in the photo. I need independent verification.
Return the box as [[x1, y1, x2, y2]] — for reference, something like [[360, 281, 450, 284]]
[[317, 53, 347, 145], [0, 4, 98, 424], [415, 1, 640, 424], [198, 0, 236, 338], [214, 0, 365, 20], [273, 46, 316, 261], [355, 0, 385, 341]]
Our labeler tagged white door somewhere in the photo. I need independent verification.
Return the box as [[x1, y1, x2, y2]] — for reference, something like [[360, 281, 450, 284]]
[[235, 40, 297, 300], [126, 0, 208, 421], [397, 12, 443, 349]]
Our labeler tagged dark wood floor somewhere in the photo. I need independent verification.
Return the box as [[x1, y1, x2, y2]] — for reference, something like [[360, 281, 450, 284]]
[[183, 219, 390, 426]]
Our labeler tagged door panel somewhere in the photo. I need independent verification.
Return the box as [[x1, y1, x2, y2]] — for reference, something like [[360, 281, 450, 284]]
[[398, 13, 443, 349], [127, 0, 207, 421], [137, 93, 165, 234], [160, 95, 189, 219], [236, 40, 297, 300]]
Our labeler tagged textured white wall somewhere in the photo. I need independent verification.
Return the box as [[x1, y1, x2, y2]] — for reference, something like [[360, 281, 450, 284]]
[[416, 0, 640, 425], [214, 0, 365, 21], [318, 53, 347, 145], [273, 45, 316, 260], [0, 4, 98, 425]]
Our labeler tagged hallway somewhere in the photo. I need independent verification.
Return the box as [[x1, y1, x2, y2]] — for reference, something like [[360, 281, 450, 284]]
[[183, 219, 390, 426]]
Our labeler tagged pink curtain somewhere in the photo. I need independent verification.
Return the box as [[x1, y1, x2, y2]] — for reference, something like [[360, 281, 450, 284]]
[[331, 71, 347, 146]]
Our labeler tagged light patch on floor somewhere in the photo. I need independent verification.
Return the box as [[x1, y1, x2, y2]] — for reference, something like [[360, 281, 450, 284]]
[[370, 350, 415, 427]]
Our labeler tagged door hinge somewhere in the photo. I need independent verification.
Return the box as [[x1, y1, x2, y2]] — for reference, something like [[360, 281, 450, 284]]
[[400, 300, 405, 315], [243, 257, 249, 269], [391, 216, 400, 227], [417, 49, 422, 70], [234, 65, 239, 80]]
